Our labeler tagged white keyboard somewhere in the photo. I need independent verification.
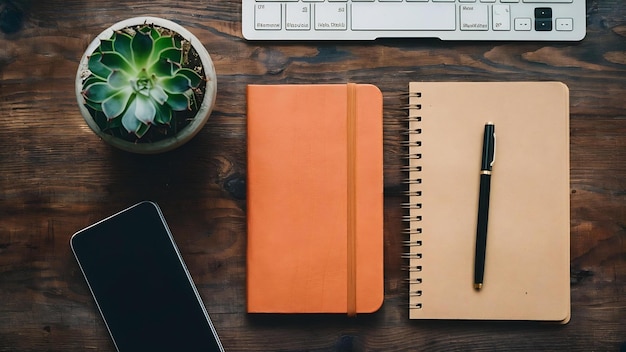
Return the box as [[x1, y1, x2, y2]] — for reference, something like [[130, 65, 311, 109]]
[[242, 0, 586, 41]]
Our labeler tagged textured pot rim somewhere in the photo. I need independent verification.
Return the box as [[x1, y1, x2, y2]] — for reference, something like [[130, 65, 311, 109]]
[[75, 16, 217, 154]]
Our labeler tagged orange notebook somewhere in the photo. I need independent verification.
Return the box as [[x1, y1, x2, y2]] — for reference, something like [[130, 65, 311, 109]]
[[246, 84, 384, 315]]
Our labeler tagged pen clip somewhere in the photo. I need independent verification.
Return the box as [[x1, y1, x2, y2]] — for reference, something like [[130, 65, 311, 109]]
[[490, 131, 496, 167], [481, 123, 496, 171]]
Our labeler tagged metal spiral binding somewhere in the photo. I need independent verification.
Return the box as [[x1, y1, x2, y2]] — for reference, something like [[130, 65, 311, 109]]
[[401, 128, 422, 135], [403, 265, 422, 272], [404, 190, 422, 197], [400, 140, 422, 147], [402, 228, 422, 235], [402, 215, 422, 221], [401, 165, 422, 172], [403, 89, 423, 312], [402, 240, 422, 246]]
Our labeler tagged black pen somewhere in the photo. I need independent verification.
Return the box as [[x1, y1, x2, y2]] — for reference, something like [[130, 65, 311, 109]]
[[474, 122, 496, 290]]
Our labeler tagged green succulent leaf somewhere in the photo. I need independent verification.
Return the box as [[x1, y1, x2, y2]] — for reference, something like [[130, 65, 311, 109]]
[[100, 51, 134, 75], [155, 102, 173, 125], [166, 93, 190, 111], [88, 52, 112, 80], [108, 115, 122, 129], [138, 25, 151, 34], [83, 82, 117, 103], [176, 68, 203, 88], [159, 48, 182, 65], [148, 27, 160, 41], [138, 25, 159, 41], [161, 75, 192, 94], [150, 85, 168, 105], [131, 30, 154, 68], [83, 75, 106, 89], [102, 88, 133, 120], [112, 31, 133, 63], [135, 122, 151, 138], [134, 94, 157, 124], [107, 70, 130, 89], [121, 98, 142, 133], [84, 98, 103, 112], [151, 36, 175, 63], [99, 39, 114, 52], [148, 57, 175, 77]]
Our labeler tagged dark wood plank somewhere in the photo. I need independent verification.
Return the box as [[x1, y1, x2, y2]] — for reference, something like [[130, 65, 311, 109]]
[[1, 0, 625, 351]]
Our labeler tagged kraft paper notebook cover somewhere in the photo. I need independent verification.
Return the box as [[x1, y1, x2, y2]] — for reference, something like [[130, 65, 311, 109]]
[[406, 82, 570, 322], [246, 84, 384, 314]]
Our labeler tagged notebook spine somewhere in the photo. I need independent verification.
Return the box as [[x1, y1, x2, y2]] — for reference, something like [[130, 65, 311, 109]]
[[403, 90, 423, 311]]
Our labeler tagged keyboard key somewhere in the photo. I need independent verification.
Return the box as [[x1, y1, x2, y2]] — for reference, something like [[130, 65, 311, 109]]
[[351, 2, 456, 30], [492, 5, 510, 31], [535, 19, 552, 31], [255, 3, 282, 30], [555, 18, 573, 31], [315, 3, 347, 30], [514, 17, 532, 31], [535, 7, 552, 18], [460, 4, 489, 31], [286, 3, 311, 30]]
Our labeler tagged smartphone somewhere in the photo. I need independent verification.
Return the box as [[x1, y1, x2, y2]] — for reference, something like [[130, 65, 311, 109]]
[[70, 201, 225, 352]]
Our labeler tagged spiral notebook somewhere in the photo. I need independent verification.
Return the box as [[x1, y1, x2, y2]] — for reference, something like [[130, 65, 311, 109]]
[[405, 82, 571, 322], [246, 84, 384, 315]]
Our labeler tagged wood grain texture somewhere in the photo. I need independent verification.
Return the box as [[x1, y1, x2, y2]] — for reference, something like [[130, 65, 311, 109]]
[[0, 0, 625, 351]]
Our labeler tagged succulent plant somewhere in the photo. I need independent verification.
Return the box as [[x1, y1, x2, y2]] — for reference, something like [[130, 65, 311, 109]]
[[81, 24, 203, 138]]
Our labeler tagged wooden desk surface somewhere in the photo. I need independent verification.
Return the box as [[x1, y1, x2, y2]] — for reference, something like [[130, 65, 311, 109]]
[[1, 0, 625, 351]]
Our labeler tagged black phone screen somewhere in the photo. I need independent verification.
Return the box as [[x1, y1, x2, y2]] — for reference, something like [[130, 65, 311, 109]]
[[70, 202, 224, 352]]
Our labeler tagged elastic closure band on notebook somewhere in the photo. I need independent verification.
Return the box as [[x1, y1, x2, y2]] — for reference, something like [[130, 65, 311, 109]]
[[346, 82, 358, 317]]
